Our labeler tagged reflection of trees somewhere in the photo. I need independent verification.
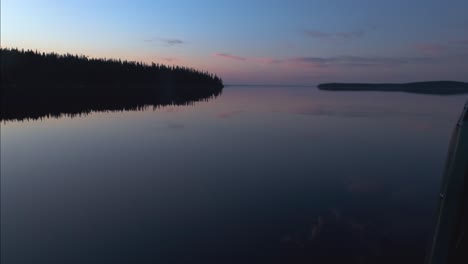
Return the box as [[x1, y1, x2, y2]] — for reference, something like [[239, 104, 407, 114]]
[[1, 48, 224, 121]]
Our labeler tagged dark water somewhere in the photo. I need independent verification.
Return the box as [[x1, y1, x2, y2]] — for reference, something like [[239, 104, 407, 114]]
[[1, 86, 466, 264]]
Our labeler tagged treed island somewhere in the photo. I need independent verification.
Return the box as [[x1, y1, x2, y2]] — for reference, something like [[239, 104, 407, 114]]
[[1, 48, 224, 121], [318, 81, 468, 95]]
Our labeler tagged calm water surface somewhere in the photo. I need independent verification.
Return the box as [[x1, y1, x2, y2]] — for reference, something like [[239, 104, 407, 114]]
[[1, 86, 467, 263]]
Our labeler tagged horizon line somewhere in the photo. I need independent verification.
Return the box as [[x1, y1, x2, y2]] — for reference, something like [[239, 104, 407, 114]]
[[225, 84, 318, 87]]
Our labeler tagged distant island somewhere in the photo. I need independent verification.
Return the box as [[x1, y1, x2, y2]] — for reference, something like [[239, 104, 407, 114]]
[[317, 81, 468, 95], [1, 48, 224, 120]]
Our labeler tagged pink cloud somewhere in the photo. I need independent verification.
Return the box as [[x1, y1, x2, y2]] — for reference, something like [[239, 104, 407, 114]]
[[252, 57, 282, 64], [414, 43, 445, 54], [213, 53, 246, 61], [284, 57, 323, 68], [212, 53, 432, 72]]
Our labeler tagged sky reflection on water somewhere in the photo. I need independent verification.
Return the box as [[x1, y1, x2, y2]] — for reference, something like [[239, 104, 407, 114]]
[[1, 86, 467, 263]]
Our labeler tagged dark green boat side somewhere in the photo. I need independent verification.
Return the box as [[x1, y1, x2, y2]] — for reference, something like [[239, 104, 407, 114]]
[[427, 100, 468, 264]]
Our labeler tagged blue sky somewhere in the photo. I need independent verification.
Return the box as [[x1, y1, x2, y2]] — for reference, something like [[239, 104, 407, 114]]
[[2, 0, 468, 84]]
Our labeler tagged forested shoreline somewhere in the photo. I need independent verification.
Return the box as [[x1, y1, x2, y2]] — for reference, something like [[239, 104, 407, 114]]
[[1, 48, 224, 120]]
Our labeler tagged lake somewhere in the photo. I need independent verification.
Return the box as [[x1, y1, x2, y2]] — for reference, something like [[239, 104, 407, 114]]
[[1, 86, 466, 264]]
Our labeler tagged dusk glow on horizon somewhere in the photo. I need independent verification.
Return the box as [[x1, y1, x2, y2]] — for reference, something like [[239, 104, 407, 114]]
[[2, 0, 468, 84]]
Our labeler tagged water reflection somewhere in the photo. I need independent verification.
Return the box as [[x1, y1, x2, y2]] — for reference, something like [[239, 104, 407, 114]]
[[1, 88, 222, 122], [1, 86, 467, 264]]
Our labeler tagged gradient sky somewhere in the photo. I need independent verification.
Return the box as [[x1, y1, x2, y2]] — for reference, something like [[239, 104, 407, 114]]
[[2, 0, 468, 84]]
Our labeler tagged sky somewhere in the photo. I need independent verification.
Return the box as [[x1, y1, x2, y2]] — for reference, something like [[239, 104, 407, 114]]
[[2, 0, 468, 85]]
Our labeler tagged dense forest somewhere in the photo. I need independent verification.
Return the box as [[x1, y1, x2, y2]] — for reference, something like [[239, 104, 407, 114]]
[[1, 48, 224, 121], [317, 81, 468, 95]]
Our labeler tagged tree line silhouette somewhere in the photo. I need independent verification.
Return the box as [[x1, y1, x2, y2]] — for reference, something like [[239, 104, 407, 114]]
[[1, 48, 224, 121]]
